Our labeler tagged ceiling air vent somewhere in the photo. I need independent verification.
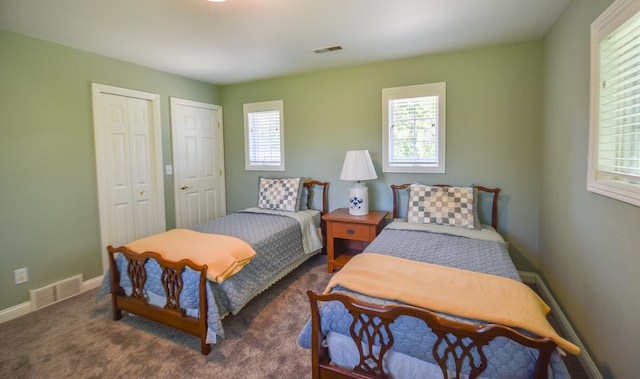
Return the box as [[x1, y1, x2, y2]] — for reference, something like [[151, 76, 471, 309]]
[[313, 45, 343, 54]]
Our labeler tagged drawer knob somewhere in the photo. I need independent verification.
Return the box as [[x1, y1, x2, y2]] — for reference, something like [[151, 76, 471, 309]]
[[346, 229, 355, 235]]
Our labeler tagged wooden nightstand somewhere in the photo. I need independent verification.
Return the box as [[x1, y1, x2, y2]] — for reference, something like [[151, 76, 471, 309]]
[[323, 208, 389, 273]]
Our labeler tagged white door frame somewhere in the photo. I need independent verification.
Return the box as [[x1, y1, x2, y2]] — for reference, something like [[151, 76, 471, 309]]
[[92, 83, 166, 273], [170, 97, 226, 227]]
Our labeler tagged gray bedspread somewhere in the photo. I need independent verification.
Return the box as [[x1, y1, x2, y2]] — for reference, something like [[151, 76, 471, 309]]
[[191, 209, 320, 318], [98, 209, 321, 344], [298, 223, 571, 379], [363, 228, 520, 281]]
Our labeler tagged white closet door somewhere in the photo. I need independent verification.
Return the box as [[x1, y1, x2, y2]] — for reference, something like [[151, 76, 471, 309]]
[[93, 84, 166, 272], [171, 98, 226, 228]]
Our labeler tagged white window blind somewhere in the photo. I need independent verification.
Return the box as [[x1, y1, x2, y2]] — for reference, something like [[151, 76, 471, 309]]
[[389, 96, 439, 165], [588, 0, 640, 207], [382, 82, 446, 173], [598, 11, 640, 181], [244, 100, 284, 171]]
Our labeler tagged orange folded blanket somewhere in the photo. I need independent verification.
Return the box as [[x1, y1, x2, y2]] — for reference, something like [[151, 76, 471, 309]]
[[325, 253, 579, 355], [125, 229, 257, 283]]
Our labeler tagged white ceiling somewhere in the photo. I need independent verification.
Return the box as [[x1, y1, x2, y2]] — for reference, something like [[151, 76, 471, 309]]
[[0, 0, 570, 85]]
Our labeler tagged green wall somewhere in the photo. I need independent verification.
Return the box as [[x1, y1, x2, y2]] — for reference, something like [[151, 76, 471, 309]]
[[542, 0, 639, 377], [221, 42, 544, 272], [0, 30, 219, 310]]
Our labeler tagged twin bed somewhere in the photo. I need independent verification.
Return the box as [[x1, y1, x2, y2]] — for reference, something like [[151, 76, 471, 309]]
[[98, 178, 328, 355], [298, 183, 579, 379], [99, 178, 579, 378]]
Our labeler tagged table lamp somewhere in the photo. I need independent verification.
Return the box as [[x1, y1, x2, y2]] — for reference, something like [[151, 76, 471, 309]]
[[340, 150, 378, 215]]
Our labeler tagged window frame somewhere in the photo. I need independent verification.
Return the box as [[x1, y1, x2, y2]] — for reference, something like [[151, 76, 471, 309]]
[[382, 82, 446, 173], [588, 0, 640, 207], [243, 100, 285, 171]]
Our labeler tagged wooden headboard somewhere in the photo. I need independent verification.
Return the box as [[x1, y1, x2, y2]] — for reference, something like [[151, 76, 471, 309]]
[[390, 184, 501, 230], [303, 180, 329, 215]]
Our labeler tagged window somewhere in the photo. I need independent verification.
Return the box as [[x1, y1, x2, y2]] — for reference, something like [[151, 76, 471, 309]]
[[244, 100, 285, 171], [382, 82, 446, 173], [588, 0, 640, 206]]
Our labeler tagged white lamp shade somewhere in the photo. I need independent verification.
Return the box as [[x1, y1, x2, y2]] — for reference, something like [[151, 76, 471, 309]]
[[339, 150, 378, 181]]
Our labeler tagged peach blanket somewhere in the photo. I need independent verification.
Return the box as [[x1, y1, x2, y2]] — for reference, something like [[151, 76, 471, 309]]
[[325, 253, 579, 355], [125, 229, 256, 283]]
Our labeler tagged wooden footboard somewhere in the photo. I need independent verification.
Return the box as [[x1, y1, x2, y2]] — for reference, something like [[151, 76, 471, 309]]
[[107, 245, 211, 355], [307, 290, 557, 379]]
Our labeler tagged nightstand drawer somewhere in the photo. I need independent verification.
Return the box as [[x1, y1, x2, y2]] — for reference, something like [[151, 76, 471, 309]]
[[331, 222, 370, 240]]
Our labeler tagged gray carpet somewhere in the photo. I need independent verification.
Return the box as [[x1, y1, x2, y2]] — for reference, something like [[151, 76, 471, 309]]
[[0, 254, 587, 378], [0, 254, 330, 379]]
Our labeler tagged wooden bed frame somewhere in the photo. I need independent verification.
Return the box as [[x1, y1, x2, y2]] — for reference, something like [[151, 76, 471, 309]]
[[107, 180, 328, 355], [307, 184, 559, 379], [307, 290, 556, 379]]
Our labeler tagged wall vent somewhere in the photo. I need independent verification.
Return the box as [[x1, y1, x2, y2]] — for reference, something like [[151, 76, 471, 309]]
[[30, 284, 56, 310], [30, 275, 83, 310], [57, 275, 83, 300]]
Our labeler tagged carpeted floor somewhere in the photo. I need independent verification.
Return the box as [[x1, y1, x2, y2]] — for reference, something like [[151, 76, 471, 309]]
[[0, 254, 330, 379], [0, 254, 587, 378]]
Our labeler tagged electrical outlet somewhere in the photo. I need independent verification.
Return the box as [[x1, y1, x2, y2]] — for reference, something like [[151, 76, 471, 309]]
[[14, 267, 28, 284]]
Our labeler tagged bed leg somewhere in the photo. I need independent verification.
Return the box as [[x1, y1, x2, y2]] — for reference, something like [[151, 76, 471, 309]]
[[201, 341, 211, 355], [108, 247, 123, 321], [111, 300, 122, 321]]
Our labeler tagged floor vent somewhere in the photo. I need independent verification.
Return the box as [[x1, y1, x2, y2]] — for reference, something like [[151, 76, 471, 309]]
[[30, 275, 83, 310]]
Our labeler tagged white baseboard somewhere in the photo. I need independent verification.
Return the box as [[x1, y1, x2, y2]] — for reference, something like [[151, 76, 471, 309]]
[[0, 302, 31, 324], [82, 275, 104, 292], [519, 271, 602, 379], [0, 274, 104, 324]]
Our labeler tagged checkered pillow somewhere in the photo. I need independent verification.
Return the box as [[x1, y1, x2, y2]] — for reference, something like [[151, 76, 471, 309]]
[[257, 177, 302, 212], [407, 184, 476, 229]]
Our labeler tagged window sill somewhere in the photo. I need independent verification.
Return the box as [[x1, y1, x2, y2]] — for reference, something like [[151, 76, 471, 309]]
[[587, 180, 640, 207]]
